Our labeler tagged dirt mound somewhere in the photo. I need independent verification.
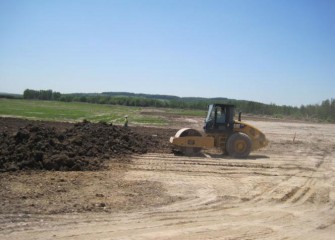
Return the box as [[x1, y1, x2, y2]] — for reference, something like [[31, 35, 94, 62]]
[[0, 120, 159, 171]]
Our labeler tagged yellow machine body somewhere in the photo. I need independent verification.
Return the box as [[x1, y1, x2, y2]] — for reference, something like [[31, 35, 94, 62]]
[[232, 121, 268, 151], [169, 122, 268, 151], [170, 104, 268, 157]]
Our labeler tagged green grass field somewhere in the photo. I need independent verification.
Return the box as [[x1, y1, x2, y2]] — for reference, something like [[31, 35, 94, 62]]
[[0, 99, 203, 125]]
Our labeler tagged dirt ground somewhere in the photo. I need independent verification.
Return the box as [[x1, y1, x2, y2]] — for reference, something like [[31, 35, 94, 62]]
[[1, 115, 335, 239]]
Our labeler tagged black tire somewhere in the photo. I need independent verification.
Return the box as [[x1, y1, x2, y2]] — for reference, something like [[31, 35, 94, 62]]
[[226, 132, 252, 158]]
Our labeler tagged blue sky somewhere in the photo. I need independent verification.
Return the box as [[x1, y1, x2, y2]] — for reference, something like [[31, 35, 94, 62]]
[[0, 0, 334, 106]]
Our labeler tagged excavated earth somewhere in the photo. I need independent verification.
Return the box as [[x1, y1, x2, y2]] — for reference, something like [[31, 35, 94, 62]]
[[0, 117, 178, 215], [0, 119, 173, 172], [1, 116, 335, 240]]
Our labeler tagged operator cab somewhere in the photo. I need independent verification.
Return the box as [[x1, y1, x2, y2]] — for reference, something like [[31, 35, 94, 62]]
[[204, 104, 235, 132]]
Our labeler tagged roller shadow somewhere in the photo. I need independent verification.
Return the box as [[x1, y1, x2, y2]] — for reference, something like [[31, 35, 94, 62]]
[[172, 149, 269, 160], [203, 153, 269, 160]]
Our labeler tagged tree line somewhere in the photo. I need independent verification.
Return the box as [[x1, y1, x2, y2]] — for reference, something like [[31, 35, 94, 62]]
[[23, 89, 61, 101], [22, 89, 335, 123]]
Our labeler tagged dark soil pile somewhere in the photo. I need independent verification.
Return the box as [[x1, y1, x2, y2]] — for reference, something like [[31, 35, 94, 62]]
[[0, 120, 160, 171]]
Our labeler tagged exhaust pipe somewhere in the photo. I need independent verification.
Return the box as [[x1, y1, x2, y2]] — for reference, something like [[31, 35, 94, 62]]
[[238, 112, 242, 121]]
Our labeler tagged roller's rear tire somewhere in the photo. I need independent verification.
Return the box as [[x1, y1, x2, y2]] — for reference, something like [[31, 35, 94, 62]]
[[226, 132, 252, 158]]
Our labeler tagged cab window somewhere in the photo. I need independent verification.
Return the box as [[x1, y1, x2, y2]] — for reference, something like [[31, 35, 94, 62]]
[[216, 107, 226, 124]]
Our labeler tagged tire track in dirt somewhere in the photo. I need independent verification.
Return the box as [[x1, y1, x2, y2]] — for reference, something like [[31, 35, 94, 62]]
[[1, 149, 335, 240], [119, 155, 276, 240], [128, 154, 223, 212], [129, 152, 330, 209], [129, 153, 284, 212], [122, 150, 335, 240]]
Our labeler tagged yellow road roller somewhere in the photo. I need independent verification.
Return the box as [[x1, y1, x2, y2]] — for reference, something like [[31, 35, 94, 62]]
[[170, 104, 268, 158]]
